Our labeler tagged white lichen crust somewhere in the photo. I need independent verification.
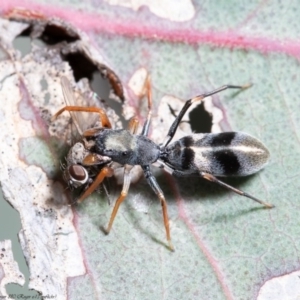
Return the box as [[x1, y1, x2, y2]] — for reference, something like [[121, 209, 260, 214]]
[[0, 17, 122, 299], [0, 240, 25, 297]]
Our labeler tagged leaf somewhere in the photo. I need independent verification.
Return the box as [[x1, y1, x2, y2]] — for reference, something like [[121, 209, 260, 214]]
[[1, 2, 300, 300]]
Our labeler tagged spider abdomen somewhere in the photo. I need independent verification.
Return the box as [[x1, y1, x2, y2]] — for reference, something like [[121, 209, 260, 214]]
[[164, 132, 270, 177]]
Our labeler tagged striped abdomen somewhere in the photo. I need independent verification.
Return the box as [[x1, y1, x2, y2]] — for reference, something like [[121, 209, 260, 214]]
[[163, 132, 270, 177]]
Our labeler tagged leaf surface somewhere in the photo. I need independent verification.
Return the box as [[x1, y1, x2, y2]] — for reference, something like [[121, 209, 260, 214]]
[[0, 1, 300, 300]]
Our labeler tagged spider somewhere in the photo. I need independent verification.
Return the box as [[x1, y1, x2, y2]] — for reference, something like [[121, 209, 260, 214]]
[[53, 76, 273, 250]]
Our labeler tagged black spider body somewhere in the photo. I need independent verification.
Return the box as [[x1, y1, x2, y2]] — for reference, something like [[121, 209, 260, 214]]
[[55, 79, 273, 250]]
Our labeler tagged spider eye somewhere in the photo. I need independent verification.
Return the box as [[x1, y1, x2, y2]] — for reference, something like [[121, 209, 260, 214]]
[[122, 151, 128, 156]]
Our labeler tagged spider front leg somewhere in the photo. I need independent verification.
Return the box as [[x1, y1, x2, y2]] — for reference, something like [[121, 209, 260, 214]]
[[106, 164, 134, 233], [161, 84, 251, 148], [105, 116, 139, 233], [106, 77, 155, 235], [142, 165, 174, 251]]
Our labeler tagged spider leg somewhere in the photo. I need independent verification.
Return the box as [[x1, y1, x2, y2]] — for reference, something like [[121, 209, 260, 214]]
[[142, 165, 174, 251], [105, 118, 139, 232], [161, 84, 251, 148], [106, 164, 133, 233], [200, 172, 274, 208], [155, 161, 273, 208], [52, 106, 112, 128], [128, 116, 139, 134], [141, 75, 153, 137]]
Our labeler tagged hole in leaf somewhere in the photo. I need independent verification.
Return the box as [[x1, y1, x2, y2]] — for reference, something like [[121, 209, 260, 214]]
[[63, 52, 97, 82], [189, 102, 212, 133], [91, 72, 124, 124], [12, 36, 32, 57], [39, 24, 79, 45], [17, 26, 32, 37], [0, 190, 40, 297], [12, 21, 124, 103]]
